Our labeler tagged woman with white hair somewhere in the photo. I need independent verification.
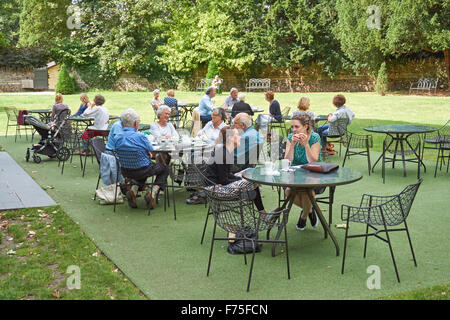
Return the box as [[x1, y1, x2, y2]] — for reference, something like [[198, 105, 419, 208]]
[[151, 89, 163, 111], [149, 105, 179, 139], [231, 93, 254, 118]]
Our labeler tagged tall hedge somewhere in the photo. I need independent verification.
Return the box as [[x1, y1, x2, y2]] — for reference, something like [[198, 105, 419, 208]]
[[55, 64, 77, 95]]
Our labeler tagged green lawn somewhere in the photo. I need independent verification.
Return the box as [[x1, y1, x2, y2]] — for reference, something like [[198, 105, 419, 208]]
[[1, 91, 449, 160], [0, 206, 147, 300], [1, 91, 449, 300]]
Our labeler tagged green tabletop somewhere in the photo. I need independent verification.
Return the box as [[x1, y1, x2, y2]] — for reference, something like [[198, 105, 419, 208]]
[[364, 125, 437, 134], [242, 165, 363, 189], [28, 109, 52, 114]]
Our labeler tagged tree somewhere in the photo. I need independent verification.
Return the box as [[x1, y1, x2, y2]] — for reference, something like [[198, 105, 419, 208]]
[[375, 62, 388, 95], [0, 0, 22, 45], [19, 0, 72, 47], [157, 0, 255, 75], [335, 0, 450, 87], [55, 64, 77, 94]]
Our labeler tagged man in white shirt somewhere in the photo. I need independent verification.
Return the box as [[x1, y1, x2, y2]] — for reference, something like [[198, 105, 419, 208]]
[[197, 108, 227, 142]]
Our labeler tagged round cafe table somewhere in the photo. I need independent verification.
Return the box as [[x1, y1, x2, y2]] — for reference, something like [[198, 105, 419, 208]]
[[242, 165, 363, 257], [28, 109, 52, 123], [177, 102, 198, 123], [364, 125, 437, 183]]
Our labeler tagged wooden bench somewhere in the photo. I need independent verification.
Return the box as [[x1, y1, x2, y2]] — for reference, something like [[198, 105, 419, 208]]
[[246, 78, 271, 92], [409, 78, 439, 95]]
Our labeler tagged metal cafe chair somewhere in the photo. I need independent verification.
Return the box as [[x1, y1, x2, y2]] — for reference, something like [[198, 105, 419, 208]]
[[203, 184, 290, 291], [342, 131, 373, 175], [341, 179, 422, 282]]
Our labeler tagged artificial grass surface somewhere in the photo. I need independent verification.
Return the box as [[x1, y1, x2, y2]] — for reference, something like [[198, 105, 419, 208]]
[[1, 134, 449, 300]]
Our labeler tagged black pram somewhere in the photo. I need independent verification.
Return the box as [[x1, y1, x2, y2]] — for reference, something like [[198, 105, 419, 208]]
[[25, 109, 72, 163]]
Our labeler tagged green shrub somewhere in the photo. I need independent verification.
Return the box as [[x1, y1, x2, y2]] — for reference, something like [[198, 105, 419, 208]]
[[55, 64, 77, 95], [206, 59, 219, 80], [375, 62, 388, 96]]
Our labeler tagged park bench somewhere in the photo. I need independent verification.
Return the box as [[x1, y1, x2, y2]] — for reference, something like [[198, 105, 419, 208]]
[[196, 78, 223, 92], [409, 78, 439, 95], [246, 78, 271, 92]]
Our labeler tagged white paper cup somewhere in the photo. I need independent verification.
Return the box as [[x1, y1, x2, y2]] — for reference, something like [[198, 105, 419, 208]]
[[281, 159, 290, 170], [264, 162, 273, 174]]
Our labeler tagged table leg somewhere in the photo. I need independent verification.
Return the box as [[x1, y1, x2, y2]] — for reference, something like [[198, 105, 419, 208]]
[[399, 136, 407, 177], [271, 193, 295, 257], [307, 189, 340, 257], [371, 134, 394, 173]]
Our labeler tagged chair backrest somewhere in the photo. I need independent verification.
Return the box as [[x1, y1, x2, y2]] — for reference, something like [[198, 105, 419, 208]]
[[115, 148, 150, 169], [281, 107, 291, 117], [4, 106, 17, 121], [381, 179, 422, 225], [91, 138, 106, 165], [327, 117, 349, 137]]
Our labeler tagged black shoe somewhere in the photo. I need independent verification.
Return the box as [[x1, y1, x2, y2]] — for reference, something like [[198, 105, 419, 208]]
[[296, 211, 307, 231], [309, 210, 319, 228]]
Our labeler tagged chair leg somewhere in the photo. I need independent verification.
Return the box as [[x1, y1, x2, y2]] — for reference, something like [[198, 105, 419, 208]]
[[434, 147, 441, 178], [380, 211, 400, 282], [341, 207, 351, 275], [403, 220, 417, 267], [246, 239, 257, 292], [283, 217, 291, 280], [363, 224, 370, 258], [206, 221, 218, 277], [200, 207, 211, 245], [367, 146, 371, 176], [171, 183, 177, 220], [94, 174, 101, 200]]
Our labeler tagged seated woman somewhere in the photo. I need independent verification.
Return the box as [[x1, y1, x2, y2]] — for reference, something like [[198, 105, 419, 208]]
[[231, 93, 254, 119], [284, 113, 321, 231], [163, 89, 179, 126], [151, 89, 163, 111], [196, 107, 226, 141], [316, 94, 355, 154], [149, 105, 179, 139], [80, 94, 110, 152], [292, 97, 315, 120], [201, 126, 267, 215], [51, 93, 70, 127], [74, 93, 91, 116], [255, 91, 282, 131]]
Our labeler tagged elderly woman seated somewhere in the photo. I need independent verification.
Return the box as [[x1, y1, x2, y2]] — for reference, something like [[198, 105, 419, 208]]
[[150, 105, 179, 140], [196, 107, 227, 142], [231, 93, 254, 118]]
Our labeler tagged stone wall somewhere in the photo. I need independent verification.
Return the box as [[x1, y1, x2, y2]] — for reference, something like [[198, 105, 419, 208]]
[[0, 68, 34, 92], [190, 57, 447, 93]]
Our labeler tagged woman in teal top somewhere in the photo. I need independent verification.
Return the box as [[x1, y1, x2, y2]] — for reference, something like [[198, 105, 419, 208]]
[[284, 113, 321, 231]]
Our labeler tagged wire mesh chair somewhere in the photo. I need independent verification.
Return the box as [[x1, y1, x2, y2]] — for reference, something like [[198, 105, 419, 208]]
[[323, 117, 349, 159], [113, 148, 173, 217], [342, 131, 373, 175], [268, 107, 291, 137], [60, 122, 84, 175], [341, 179, 422, 283], [421, 120, 450, 176], [434, 138, 450, 177], [204, 185, 291, 291], [90, 138, 107, 200]]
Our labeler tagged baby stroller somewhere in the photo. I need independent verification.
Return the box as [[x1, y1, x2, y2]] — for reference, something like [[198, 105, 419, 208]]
[[25, 109, 71, 164]]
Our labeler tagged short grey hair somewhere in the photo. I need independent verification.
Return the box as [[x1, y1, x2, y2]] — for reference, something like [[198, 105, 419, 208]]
[[238, 93, 246, 101], [205, 86, 216, 95], [121, 108, 140, 127], [230, 87, 238, 94], [236, 113, 252, 128], [213, 107, 226, 122], [157, 105, 171, 118]]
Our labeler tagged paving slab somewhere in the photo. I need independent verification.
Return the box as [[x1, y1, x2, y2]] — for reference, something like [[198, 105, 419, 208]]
[[0, 152, 56, 210]]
